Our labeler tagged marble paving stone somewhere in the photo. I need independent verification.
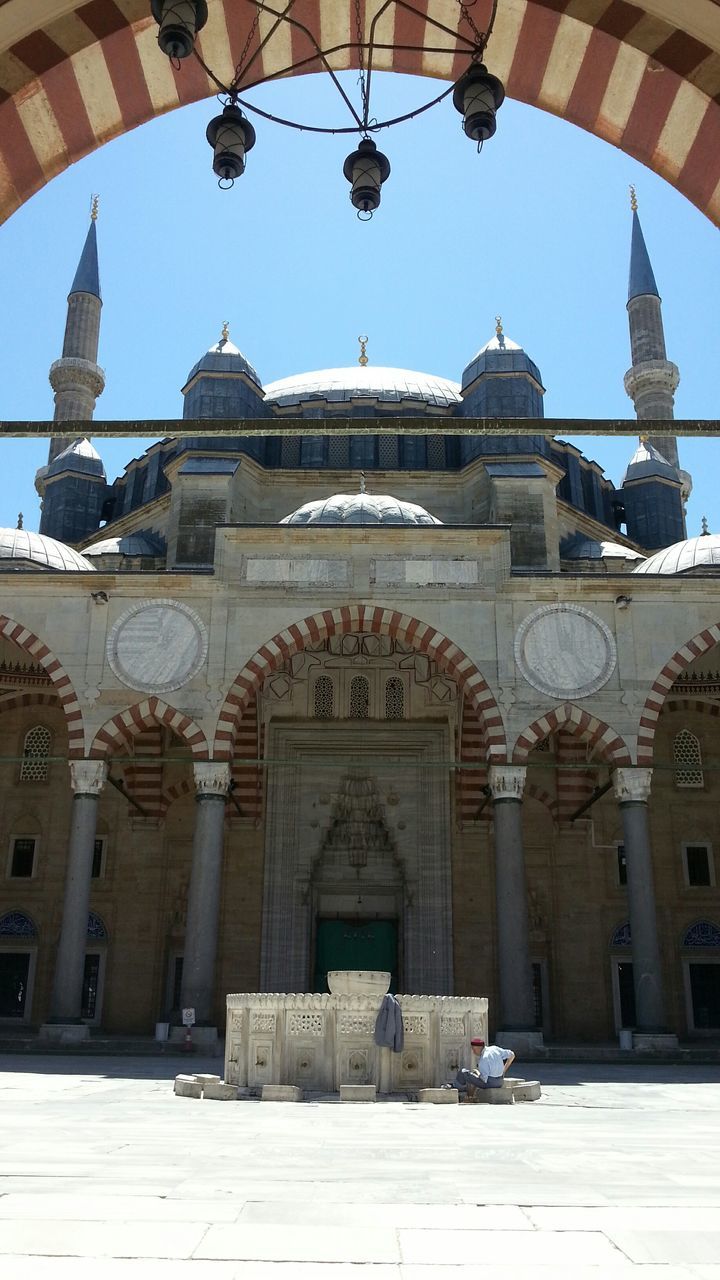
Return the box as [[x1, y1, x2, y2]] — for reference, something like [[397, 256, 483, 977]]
[[0, 1194, 242, 1222], [237, 1202, 532, 1229], [0, 1259, 238, 1280], [528, 1208, 720, 1233], [608, 1232, 720, 1265], [398, 1268, 700, 1280], [196, 1224, 401, 1263], [0, 1221, 208, 1259], [399, 1228, 633, 1266]]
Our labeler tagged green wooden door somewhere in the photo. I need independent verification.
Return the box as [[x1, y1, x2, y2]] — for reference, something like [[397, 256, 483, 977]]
[[314, 919, 397, 992]]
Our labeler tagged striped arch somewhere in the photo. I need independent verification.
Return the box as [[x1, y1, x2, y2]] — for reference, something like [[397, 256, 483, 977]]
[[214, 605, 505, 760], [525, 781, 558, 823], [663, 698, 720, 722], [1, 3, 720, 225], [160, 777, 194, 815], [512, 702, 632, 765], [89, 696, 209, 759], [0, 616, 84, 755], [637, 624, 720, 765], [0, 690, 60, 715]]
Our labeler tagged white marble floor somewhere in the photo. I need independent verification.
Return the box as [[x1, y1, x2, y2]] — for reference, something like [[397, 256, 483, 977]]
[[1, 1056, 719, 1278]]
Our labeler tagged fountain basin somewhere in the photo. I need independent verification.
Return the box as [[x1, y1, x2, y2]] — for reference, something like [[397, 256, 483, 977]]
[[327, 970, 391, 998]]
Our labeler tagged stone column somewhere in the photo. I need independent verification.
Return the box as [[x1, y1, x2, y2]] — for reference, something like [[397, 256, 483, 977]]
[[613, 768, 677, 1048], [179, 762, 231, 1041], [41, 760, 107, 1041], [488, 765, 543, 1052]]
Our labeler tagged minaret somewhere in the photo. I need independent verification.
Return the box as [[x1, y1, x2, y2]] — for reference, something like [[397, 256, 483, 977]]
[[623, 186, 680, 469], [47, 197, 106, 462]]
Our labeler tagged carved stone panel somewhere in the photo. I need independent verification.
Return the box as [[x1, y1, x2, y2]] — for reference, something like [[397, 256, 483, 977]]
[[106, 599, 208, 693], [514, 603, 616, 699]]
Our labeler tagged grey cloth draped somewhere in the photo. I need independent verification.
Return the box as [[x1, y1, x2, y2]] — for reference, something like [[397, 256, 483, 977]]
[[373, 993, 404, 1052]]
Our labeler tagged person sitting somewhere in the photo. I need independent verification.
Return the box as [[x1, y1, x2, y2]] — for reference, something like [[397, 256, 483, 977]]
[[452, 1037, 515, 1097]]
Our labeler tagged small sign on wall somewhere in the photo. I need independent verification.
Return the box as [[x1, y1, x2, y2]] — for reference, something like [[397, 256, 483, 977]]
[[182, 1007, 196, 1027]]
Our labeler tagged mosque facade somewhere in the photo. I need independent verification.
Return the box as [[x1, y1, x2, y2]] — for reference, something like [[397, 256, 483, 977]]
[[1, 204, 719, 1052]]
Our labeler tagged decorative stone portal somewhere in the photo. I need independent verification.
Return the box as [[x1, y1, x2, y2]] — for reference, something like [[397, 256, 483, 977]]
[[225, 992, 488, 1092], [259, 723, 453, 994]]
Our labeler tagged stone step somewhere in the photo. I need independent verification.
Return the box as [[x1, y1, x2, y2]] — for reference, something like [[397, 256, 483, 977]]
[[340, 1084, 377, 1102]]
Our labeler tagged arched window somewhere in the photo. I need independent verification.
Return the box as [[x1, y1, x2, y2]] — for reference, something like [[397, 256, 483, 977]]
[[20, 725, 51, 782], [673, 729, 704, 788], [682, 920, 720, 948], [349, 676, 370, 719], [87, 912, 108, 941], [313, 675, 334, 720], [385, 676, 405, 720], [0, 911, 36, 938], [610, 921, 632, 947]]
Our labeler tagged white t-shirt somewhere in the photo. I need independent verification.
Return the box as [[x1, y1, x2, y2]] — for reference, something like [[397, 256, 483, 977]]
[[477, 1044, 509, 1081]]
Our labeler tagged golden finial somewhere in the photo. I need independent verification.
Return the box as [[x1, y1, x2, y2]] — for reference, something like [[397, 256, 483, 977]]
[[221, 321, 230, 342], [359, 471, 366, 494], [495, 315, 503, 336], [701, 515, 710, 536], [639, 432, 649, 445], [16, 512, 23, 530], [629, 184, 637, 213], [90, 194, 99, 221], [358, 335, 369, 366]]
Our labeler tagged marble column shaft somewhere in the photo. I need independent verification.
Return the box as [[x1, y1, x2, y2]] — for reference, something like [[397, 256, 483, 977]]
[[49, 761, 107, 1023], [181, 762, 231, 1025], [613, 768, 668, 1032], [488, 765, 536, 1031]]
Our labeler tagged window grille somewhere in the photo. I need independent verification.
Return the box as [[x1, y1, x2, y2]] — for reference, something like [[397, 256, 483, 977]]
[[20, 725, 51, 782], [682, 920, 720, 948], [349, 676, 370, 719], [313, 675, 334, 720], [673, 729, 704, 788], [327, 437, 350, 467], [385, 676, 405, 720], [0, 911, 36, 938]]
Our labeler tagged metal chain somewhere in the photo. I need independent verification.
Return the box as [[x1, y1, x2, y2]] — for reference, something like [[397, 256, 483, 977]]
[[232, 0, 267, 89], [354, 0, 369, 130], [458, 0, 498, 57]]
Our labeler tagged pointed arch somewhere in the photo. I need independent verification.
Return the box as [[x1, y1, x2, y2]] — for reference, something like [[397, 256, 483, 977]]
[[525, 782, 558, 823], [214, 605, 505, 761], [0, 691, 60, 715], [638, 624, 720, 766], [89, 696, 209, 759], [512, 702, 632, 765], [0, 616, 84, 755], [1, 4, 720, 225]]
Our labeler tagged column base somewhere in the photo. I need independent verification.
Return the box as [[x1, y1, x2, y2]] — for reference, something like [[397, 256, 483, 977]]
[[632, 1032, 679, 1053], [494, 1029, 545, 1055], [169, 1025, 218, 1048], [38, 1023, 90, 1044]]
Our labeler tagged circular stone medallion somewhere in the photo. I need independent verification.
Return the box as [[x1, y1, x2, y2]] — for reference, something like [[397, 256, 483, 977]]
[[107, 599, 208, 693], [514, 604, 616, 700]]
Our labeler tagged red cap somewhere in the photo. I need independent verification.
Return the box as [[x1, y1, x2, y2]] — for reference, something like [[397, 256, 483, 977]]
[[470, 1038, 485, 1048]]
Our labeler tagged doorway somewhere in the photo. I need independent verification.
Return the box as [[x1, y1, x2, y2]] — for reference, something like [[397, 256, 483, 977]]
[[314, 918, 398, 992], [684, 961, 720, 1030], [0, 952, 30, 1018], [612, 959, 636, 1030]]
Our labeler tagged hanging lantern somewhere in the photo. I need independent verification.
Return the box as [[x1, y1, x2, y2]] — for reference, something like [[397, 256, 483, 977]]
[[151, 0, 208, 60], [452, 62, 505, 143], [343, 138, 391, 219], [206, 103, 257, 187]]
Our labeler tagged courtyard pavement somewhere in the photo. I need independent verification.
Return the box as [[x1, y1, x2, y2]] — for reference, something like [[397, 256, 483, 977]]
[[0, 1055, 719, 1278]]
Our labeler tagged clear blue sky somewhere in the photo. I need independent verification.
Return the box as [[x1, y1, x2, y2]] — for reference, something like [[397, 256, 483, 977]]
[[0, 70, 717, 537]]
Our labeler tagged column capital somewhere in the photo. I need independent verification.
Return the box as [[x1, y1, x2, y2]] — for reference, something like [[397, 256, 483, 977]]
[[69, 760, 107, 796], [488, 764, 527, 801], [613, 767, 653, 804], [193, 761, 232, 797]]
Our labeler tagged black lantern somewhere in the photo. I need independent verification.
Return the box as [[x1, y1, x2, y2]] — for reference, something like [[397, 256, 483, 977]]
[[452, 62, 505, 143], [206, 103, 257, 187], [343, 138, 391, 218], [151, 0, 208, 61]]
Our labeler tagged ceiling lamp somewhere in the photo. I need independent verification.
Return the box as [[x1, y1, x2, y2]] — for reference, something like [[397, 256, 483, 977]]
[[452, 62, 505, 144], [343, 139, 391, 221], [206, 103, 257, 188], [151, 0, 207, 61]]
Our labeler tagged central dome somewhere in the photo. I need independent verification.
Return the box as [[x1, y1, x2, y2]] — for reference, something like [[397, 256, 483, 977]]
[[280, 493, 442, 526], [264, 366, 461, 410]]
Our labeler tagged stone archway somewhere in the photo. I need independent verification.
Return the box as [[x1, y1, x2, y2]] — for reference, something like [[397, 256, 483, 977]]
[[88, 696, 209, 758], [214, 604, 506, 760], [0, 615, 84, 755], [512, 702, 632, 765], [2, 2, 720, 223], [637, 624, 720, 766]]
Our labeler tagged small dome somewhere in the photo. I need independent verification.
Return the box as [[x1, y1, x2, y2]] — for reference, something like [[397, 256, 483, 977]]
[[633, 534, 720, 575], [46, 438, 105, 481], [280, 493, 442, 526], [0, 528, 96, 571], [84, 532, 164, 558], [462, 328, 544, 393], [264, 366, 460, 410], [563, 537, 644, 562], [622, 440, 679, 486], [183, 335, 262, 390]]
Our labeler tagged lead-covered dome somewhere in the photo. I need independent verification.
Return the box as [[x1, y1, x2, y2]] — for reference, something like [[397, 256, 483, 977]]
[[264, 366, 461, 411], [280, 493, 442, 526], [0, 528, 96, 571], [461, 327, 544, 393], [183, 334, 262, 391], [46, 437, 105, 480], [633, 534, 720, 575]]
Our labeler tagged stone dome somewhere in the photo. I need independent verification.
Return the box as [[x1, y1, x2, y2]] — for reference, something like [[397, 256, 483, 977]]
[[183, 335, 262, 391], [83, 532, 165, 558], [0, 528, 96, 571], [280, 493, 442, 526], [461, 328, 544, 393], [264, 366, 461, 410], [633, 534, 720, 575], [563, 536, 644, 562], [46, 437, 105, 480], [622, 440, 679, 486]]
